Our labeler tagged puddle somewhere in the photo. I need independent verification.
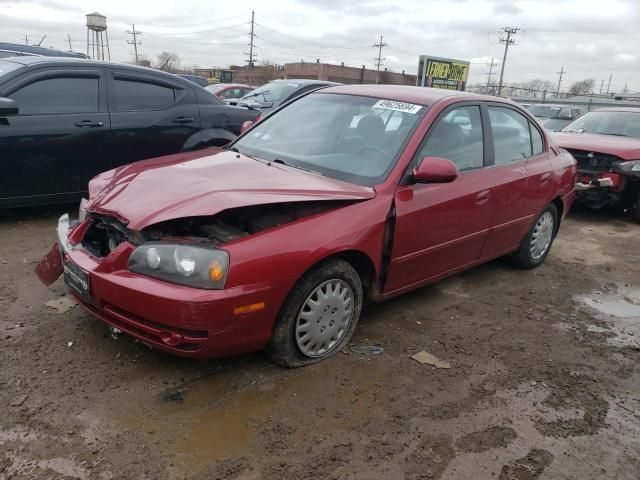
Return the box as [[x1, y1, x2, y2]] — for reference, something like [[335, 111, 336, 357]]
[[171, 385, 277, 468], [574, 284, 640, 348]]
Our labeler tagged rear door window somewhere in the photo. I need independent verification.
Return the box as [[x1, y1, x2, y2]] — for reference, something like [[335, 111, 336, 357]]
[[9, 76, 99, 115], [488, 106, 532, 164], [112, 79, 175, 111]]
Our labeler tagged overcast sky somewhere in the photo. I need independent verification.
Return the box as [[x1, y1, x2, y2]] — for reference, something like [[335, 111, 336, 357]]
[[2, 0, 639, 92]]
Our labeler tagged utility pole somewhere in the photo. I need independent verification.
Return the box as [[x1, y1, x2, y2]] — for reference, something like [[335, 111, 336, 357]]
[[606, 73, 612, 95], [485, 57, 498, 93], [66, 33, 73, 52], [127, 24, 142, 65], [599, 79, 604, 95], [245, 10, 257, 68], [556, 66, 565, 98], [373, 35, 388, 84], [24, 35, 29, 45], [497, 27, 519, 96]]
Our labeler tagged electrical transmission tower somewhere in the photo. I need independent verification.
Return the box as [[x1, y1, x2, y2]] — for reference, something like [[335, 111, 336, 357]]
[[486, 57, 498, 93], [127, 24, 142, 65], [556, 66, 565, 98], [373, 35, 388, 84], [497, 27, 520, 96], [245, 11, 257, 68]]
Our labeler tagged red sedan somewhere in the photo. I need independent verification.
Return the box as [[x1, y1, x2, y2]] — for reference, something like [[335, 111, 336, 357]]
[[550, 107, 640, 221], [36, 85, 576, 366], [204, 83, 253, 100]]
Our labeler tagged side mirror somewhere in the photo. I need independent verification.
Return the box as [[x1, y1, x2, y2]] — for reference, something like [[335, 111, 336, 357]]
[[0, 98, 18, 116], [412, 157, 458, 184], [240, 120, 254, 134]]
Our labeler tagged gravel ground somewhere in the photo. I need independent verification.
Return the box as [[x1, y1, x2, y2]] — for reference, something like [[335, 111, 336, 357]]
[[1, 204, 639, 480]]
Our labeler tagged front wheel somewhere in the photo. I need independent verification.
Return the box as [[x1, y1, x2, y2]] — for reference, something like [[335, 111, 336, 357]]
[[266, 258, 363, 367], [510, 204, 558, 269]]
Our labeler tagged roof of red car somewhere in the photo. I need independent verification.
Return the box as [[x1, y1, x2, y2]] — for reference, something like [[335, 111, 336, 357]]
[[319, 84, 504, 106], [593, 107, 640, 113]]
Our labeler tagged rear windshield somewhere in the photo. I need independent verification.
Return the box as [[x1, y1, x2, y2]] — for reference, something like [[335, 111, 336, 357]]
[[240, 82, 300, 103], [528, 105, 561, 118], [0, 60, 22, 78]]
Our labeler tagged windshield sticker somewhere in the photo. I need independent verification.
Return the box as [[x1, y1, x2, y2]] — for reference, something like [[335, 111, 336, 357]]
[[373, 99, 422, 114]]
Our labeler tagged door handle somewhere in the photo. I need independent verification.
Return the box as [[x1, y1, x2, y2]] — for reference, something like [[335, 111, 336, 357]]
[[75, 120, 103, 128], [173, 116, 195, 124], [475, 190, 490, 205]]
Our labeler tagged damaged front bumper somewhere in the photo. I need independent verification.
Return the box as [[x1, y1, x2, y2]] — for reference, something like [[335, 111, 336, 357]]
[[575, 176, 615, 191], [35, 214, 293, 359]]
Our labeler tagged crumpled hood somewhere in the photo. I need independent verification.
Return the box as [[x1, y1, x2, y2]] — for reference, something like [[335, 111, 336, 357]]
[[551, 132, 640, 160], [88, 148, 375, 230]]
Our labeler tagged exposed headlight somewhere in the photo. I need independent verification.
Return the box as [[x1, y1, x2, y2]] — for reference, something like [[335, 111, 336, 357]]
[[615, 160, 640, 173], [128, 243, 229, 289]]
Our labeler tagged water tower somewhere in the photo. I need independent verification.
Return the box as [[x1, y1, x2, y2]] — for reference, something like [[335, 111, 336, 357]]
[[86, 12, 110, 61]]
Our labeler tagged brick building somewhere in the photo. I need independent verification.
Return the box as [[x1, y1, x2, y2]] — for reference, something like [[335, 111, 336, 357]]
[[196, 61, 417, 87], [282, 61, 416, 86]]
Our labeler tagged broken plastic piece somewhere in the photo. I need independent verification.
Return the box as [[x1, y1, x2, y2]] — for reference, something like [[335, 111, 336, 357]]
[[411, 351, 451, 368], [349, 344, 384, 356]]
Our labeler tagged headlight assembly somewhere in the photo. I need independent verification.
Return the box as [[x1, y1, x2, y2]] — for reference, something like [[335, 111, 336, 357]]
[[128, 243, 229, 289], [615, 160, 640, 174]]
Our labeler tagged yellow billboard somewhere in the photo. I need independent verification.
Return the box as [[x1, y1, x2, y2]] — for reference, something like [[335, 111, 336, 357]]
[[417, 55, 470, 91]]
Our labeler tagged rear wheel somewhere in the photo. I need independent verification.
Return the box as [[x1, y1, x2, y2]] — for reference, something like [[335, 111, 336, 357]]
[[266, 258, 363, 367], [510, 204, 558, 269]]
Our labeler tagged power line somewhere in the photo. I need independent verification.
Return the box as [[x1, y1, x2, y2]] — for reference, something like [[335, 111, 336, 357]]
[[142, 22, 249, 36], [140, 12, 251, 29], [127, 24, 142, 65], [497, 26, 520, 96], [373, 35, 388, 84]]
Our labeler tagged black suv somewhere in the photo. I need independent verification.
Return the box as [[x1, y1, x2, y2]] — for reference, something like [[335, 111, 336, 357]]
[[0, 57, 259, 207]]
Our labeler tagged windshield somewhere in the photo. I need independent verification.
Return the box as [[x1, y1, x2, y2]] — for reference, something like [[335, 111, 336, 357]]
[[232, 93, 426, 186], [241, 82, 300, 103], [528, 105, 561, 118], [0, 60, 21, 78], [562, 111, 640, 138]]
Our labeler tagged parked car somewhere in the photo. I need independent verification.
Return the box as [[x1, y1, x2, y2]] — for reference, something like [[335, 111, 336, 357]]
[[527, 104, 584, 131], [0, 56, 260, 208], [551, 107, 640, 220], [177, 74, 210, 87], [229, 79, 340, 115], [36, 85, 576, 366], [204, 83, 253, 100]]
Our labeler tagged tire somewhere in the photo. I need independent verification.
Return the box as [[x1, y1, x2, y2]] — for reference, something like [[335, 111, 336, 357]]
[[266, 258, 363, 367], [510, 204, 558, 269]]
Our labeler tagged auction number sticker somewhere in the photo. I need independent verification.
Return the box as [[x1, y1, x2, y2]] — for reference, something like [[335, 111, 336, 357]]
[[373, 99, 422, 114]]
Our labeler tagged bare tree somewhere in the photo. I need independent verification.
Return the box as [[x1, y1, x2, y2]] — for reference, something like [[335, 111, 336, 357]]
[[567, 79, 596, 96], [157, 52, 180, 73]]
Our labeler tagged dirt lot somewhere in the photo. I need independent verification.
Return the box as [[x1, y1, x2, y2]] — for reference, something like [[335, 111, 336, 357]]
[[1, 204, 639, 480]]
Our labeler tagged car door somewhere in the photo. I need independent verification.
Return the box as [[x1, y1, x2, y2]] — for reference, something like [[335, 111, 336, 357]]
[[384, 103, 495, 293], [480, 104, 548, 258], [0, 66, 109, 205], [107, 70, 201, 167]]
